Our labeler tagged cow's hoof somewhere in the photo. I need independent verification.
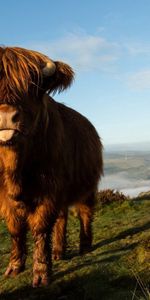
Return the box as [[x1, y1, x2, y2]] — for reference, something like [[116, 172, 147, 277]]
[[32, 274, 50, 288], [4, 264, 25, 277], [52, 250, 64, 261], [79, 245, 92, 255]]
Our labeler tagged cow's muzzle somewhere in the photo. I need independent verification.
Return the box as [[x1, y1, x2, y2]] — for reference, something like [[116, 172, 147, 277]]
[[0, 104, 21, 143]]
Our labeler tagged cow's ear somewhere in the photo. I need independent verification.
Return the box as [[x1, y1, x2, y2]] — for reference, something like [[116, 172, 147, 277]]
[[42, 61, 74, 94]]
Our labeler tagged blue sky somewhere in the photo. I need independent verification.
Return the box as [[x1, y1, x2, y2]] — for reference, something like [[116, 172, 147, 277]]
[[1, 0, 150, 146]]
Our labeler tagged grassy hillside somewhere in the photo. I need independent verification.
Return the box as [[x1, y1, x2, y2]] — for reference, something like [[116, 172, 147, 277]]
[[0, 197, 150, 300]]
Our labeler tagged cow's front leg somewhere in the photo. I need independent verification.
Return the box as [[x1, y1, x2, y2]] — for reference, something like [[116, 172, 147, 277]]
[[1, 147, 27, 276], [5, 230, 27, 277], [4, 207, 27, 277], [28, 201, 57, 287], [32, 231, 51, 287]]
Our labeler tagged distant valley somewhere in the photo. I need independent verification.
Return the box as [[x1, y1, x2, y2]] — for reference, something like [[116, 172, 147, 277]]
[[100, 148, 150, 197]]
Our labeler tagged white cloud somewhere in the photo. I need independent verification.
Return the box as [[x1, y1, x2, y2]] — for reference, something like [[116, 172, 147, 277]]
[[26, 30, 150, 91], [127, 69, 150, 91], [124, 42, 150, 56], [28, 32, 120, 72]]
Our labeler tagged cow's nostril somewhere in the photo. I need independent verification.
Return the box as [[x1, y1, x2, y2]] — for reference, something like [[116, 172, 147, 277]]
[[12, 112, 20, 123]]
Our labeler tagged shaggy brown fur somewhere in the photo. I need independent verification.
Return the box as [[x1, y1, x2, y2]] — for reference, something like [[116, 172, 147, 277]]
[[0, 46, 103, 287]]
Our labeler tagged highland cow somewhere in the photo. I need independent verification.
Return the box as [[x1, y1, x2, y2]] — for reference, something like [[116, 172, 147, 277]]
[[0, 46, 103, 287]]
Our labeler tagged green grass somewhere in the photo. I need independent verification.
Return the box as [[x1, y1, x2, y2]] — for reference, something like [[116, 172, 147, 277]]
[[0, 198, 150, 300]]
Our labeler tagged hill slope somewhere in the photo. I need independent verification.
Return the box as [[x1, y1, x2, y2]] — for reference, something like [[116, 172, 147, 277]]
[[0, 198, 150, 300]]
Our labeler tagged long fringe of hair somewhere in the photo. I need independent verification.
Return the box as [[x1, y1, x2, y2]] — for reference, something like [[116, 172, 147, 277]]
[[0, 47, 51, 100]]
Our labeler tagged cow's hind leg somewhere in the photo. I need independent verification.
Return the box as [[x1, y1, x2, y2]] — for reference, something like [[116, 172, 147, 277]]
[[77, 192, 95, 254], [52, 209, 68, 260]]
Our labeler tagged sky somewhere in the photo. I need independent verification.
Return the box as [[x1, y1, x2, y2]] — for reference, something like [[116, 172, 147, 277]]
[[1, 0, 150, 147]]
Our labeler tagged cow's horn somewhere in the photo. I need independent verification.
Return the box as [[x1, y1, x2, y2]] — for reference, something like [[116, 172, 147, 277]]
[[42, 60, 56, 76]]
